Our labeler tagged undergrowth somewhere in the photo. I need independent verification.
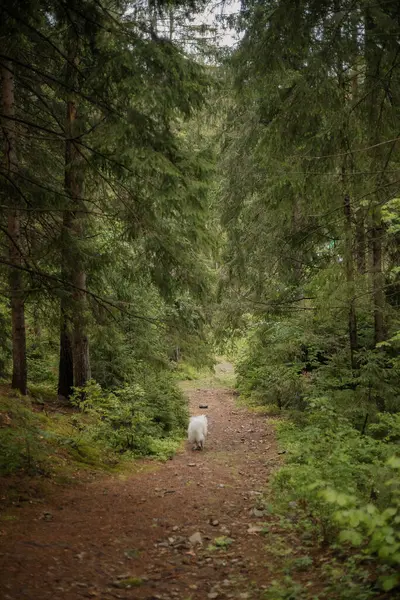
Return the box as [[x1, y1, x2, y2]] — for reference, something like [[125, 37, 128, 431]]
[[234, 317, 400, 598], [0, 371, 189, 481], [0, 358, 231, 483], [250, 400, 400, 599], [70, 377, 188, 459]]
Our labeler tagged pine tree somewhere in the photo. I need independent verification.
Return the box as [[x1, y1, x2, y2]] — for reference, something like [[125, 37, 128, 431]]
[[1, 0, 216, 397], [1, 60, 27, 394], [220, 0, 400, 353]]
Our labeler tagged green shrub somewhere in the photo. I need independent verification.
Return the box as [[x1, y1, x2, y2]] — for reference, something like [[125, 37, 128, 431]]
[[267, 397, 400, 594], [0, 364, 189, 478], [71, 375, 188, 457], [271, 398, 395, 542], [0, 397, 50, 475], [368, 413, 400, 442], [321, 456, 400, 591], [27, 353, 57, 385]]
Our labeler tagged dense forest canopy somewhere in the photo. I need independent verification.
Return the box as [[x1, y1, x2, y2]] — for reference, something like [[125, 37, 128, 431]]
[[1, 0, 400, 595], [0, 0, 224, 460], [0, 0, 218, 394], [220, 0, 400, 410], [217, 2, 400, 593]]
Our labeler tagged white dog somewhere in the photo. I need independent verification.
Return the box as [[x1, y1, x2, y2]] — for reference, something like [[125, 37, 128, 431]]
[[188, 415, 208, 450]]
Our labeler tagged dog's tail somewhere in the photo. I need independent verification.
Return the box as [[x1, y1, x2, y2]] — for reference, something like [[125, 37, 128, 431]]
[[188, 428, 205, 445]]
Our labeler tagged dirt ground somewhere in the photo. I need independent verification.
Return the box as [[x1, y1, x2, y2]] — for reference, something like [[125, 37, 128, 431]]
[[0, 379, 284, 600]]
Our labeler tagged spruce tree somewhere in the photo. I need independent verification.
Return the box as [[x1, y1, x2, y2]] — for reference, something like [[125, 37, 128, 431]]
[[220, 0, 400, 362], [1, 0, 216, 397]]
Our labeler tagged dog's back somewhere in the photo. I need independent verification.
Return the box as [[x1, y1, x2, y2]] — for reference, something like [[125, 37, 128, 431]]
[[188, 415, 208, 450]]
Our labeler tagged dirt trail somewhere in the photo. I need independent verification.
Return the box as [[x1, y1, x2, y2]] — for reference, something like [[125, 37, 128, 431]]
[[0, 379, 282, 600]]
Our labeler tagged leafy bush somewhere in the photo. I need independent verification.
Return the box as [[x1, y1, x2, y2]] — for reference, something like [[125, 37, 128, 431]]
[[235, 321, 310, 409], [71, 375, 188, 457], [321, 456, 400, 592], [27, 352, 58, 385], [268, 398, 400, 592], [0, 365, 188, 478], [368, 413, 400, 443], [0, 396, 50, 475], [273, 397, 390, 515]]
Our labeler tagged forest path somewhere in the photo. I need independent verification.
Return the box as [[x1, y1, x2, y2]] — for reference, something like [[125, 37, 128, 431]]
[[1, 373, 283, 600]]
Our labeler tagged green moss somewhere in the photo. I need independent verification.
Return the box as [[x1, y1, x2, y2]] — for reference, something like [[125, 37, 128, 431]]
[[207, 536, 234, 551], [113, 577, 143, 589]]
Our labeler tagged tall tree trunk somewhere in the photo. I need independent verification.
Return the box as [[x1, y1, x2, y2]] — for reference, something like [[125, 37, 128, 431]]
[[58, 306, 74, 398], [355, 207, 366, 274], [58, 212, 74, 399], [72, 267, 91, 387], [365, 9, 386, 347], [344, 193, 358, 370], [58, 27, 90, 397], [1, 61, 27, 395], [370, 207, 386, 345]]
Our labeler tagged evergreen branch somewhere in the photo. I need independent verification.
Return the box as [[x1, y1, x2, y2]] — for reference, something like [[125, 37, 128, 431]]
[[354, 178, 400, 208], [243, 297, 315, 308], [0, 111, 65, 139], [299, 136, 400, 161], [55, 0, 120, 34], [0, 112, 165, 191], [348, 57, 400, 119], [242, 279, 397, 314], [375, 131, 400, 187], [0, 258, 161, 326], [0, 54, 120, 117], [1, 117, 161, 199], [260, 169, 400, 177], [0, 225, 27, 265], [73, 144, 143, 227], [74, 139, 164, 190], [0, 170, 32, 208], [91, 0, 124, 26], [9, 67, 66, 135], [0, 111, 106, 144], [0, 204, 115, 219], [0, 5, 85, 80], [74, 117, 107, 140], [294, 181, 400, 248], [0, 168, 114, 209]]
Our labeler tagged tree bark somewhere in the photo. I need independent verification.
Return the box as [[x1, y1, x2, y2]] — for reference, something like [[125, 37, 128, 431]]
[[370, 208, 386, 345], [58, 209, 74, 398], [58, 27, 90, 397], [72, 268, 91, 387], [365, 9, 387, 347], [1, 61, 27, 395], [58, 306, 74, 398], [344, 194, 358, 370], [355, 207, 366, 274]]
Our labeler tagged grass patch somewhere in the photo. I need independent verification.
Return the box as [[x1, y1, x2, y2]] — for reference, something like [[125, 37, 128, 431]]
[[146, 436, 185, 461], [113, 576, 143, 589], [207, 535, 234, 551]]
